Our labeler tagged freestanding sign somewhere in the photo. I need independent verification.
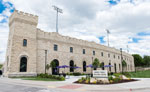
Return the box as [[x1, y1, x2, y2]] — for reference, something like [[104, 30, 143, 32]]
[[93, 70, 108, 78]]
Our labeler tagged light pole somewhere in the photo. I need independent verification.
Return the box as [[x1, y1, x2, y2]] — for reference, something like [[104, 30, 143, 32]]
[[106, 29, 110, 47], [120, 48, 123, 74], [52, 5, 63, 33], [45, 50, 47, 74], [91, 57, 93, 77]]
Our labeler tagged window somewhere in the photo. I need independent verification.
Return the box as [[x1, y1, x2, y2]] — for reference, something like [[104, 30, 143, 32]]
[[70, 60, 74, 72], [109, 62, 111, 72], [83, 61, 86, 72], [70, 47, 73, 53], [114, 55, 115, 58], [101, 52, 103, 57], [108, 53, 110, 58], [118, 56, 120, 59], [83, 49, 85, 54], [54, 44, 58, 51], [93, 51, 95, 55], [23, 39, 27, 46]]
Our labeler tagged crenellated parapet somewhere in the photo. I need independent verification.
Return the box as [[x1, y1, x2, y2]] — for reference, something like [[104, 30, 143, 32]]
[[36, 28, 132, 58], [9, 10, 38, 27]]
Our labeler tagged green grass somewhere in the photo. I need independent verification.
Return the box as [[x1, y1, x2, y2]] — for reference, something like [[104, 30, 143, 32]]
[[11, 77, 63, 81], [22, 77, 60, 81], [129, 70, 150, 78]]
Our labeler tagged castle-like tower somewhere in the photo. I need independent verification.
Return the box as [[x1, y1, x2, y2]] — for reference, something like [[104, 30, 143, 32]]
[[3, 10, 38, 77], [3, 10, 135, 77]]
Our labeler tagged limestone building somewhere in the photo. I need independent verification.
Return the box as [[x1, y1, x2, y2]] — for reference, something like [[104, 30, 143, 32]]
[[3, 10, 135, 77]]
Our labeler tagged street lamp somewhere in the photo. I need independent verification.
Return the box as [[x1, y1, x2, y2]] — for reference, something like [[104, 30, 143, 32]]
[[52, 5, 63, 33], [106, 29, 110, 47], [45, 50, 47, 74], [120, 48, 123, 74], [91, 57, 93, 77]]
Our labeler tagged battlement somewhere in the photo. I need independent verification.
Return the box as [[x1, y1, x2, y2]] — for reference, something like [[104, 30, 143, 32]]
[[9, 10, 38, 26]]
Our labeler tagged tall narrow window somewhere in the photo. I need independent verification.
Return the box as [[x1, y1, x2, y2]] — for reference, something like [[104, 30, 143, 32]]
[[114, 55, 115, 59], [70, 47, 73, 53], [83, 49, 85, 54], [93, 51, 95, 55], [23, 39, 27, 46], [54, 44, 58, 51], [109, 62, 111, 72], [83, 61, 86, 72], [108, 53, 110, 58], [118, 56, 120, 59], [101, 52, 103, 57], [70, 60, 74, 72]]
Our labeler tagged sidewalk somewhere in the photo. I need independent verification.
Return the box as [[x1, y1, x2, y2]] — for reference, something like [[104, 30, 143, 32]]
[[0, 77, 150, 91]]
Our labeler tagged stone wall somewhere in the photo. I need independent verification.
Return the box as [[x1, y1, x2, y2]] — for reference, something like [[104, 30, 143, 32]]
[[3, 10, 135, 77]]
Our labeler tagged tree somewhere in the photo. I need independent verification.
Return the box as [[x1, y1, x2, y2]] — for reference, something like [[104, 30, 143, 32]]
[[46, 64, 50, 73], [122, 60, 127, 73], [143, 55, 150, 67], [0, 64, 2, 69], [92, 58, 100, 70], [132, 54, 143, 67], [50, 61, 56, 68]]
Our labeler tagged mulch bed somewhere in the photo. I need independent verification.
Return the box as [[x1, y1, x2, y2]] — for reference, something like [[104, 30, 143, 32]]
[[74, 79, 138, 85]]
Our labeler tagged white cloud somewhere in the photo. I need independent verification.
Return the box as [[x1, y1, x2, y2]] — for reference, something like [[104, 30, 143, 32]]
[[0, 0, 150, 63]]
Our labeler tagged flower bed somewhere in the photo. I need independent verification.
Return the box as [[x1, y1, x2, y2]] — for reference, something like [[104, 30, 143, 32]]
[[74, 74, 137, 85]]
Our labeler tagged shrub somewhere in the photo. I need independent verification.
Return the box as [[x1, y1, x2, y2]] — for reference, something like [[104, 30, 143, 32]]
[[109, 80, 113, 83], [108, 76, 113, 81], [59, 76, 65, 81], [81, 77, 86, 81], [85, 79, 89, 84], [73, 72, 81, 76], [78, 79, 83, 83], [113, 77, 121, 83], [37, 73, 65, 81], [92, 81, 97, 84]]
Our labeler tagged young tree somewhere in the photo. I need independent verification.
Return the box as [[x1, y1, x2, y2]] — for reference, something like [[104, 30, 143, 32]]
[[92, 58, 100, 70], [122, 60, 127, 73], [0, 64, 2, 69], [50, 61, 56, 68], [45, 64, 50, 73]]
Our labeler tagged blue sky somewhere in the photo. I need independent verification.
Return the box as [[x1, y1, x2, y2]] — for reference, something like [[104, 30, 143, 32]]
[[0, 0, 150, 63]]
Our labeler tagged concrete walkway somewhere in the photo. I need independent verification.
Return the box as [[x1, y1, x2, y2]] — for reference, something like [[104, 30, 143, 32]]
[[0, 77, 150, 91]]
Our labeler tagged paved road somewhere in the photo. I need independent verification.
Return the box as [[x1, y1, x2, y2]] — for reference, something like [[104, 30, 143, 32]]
[[0, 77, 150, 92], [0, 81, 150, 92], [0, 81, 81, 92]]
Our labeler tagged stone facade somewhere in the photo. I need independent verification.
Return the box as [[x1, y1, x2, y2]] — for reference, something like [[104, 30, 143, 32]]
[[3, 10, 135, 77]]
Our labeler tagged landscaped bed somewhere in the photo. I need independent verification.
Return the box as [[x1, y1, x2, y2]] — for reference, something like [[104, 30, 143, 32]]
[[74, 78, 137, 85], [74, 73, 138, 85], [11, 73, 65, 81]]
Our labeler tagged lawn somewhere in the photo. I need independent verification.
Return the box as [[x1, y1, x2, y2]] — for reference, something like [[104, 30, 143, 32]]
[[129, 70, 150, 78], [22, 77, 60, 81]]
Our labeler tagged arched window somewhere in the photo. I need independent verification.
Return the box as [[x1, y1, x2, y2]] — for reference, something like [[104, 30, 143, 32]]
[[83, 61, 86, 72], [23, 39, 27, 46], [70, 60, 74, 72], [20, 57, 27, 72], [102, 62, 105, 70]]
